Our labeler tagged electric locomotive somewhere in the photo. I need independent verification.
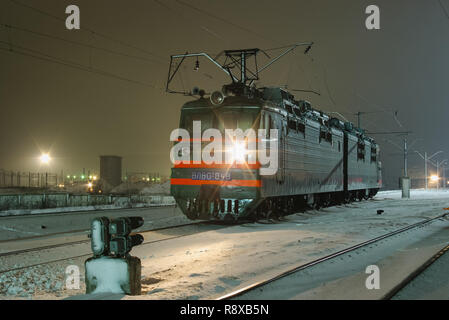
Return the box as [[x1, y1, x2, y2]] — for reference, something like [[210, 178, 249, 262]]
[[167, 46, 382, 221]]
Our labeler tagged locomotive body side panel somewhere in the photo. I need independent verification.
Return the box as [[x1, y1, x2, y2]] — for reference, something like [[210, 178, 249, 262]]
[[260, 111, 345, 197], [346, 133, 380, 191]]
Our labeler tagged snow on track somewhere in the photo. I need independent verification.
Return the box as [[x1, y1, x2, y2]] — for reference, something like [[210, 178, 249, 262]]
[[1, 189, 449, 299]]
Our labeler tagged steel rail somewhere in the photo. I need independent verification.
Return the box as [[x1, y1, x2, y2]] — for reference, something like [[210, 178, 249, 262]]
[[0, 221, 207, 258], [0, 220, 234, 274], [382, 242, 449, 299], [217, 213, 448, 300]]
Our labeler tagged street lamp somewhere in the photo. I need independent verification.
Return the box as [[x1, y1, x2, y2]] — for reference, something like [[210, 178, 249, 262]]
[[436, 159, 448, 191], [430, 175, 439, 182], [415, 150, 443, 190], [40, 153, 51, 164], [38, 153, 52, 188]]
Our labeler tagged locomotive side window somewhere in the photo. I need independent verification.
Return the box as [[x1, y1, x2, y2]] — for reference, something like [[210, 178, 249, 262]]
[[338, 141, 341, 152], [357, 140, 366, 161], [371, 146, 377, 163], [298, 122, 305, 137], [319, 129, 332, 144], [288, 118, 296, 132]]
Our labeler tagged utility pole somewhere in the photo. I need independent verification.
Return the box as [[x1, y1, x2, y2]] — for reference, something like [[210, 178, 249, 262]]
[[415, 150, 443, 191], [425, 152, 427, 190], [436, 159, 448, 191], [442, 167, 447, 189], [403, 136, 408, 177], [370, 131, 411, 198]]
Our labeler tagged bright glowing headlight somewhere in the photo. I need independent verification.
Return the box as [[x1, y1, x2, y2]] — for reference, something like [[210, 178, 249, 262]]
[[229, 142, 248, 163]]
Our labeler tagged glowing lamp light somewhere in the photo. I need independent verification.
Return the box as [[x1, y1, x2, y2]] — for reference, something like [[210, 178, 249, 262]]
[[87, 182, 93, 188], [430, 175, 439, 182], [229, 142, 248, 163], [40, 153, 51, 164]]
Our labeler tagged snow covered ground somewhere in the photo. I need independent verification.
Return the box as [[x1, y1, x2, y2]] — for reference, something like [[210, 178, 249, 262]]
[[392, 247, 449, 299], [1, 189, 449, 300]]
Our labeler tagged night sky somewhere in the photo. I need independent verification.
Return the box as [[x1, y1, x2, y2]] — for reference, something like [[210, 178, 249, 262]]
[[1, 0, 449, 188]]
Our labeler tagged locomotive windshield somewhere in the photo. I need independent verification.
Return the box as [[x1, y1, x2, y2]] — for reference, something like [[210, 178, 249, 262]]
[[180, 106, 260, 133], [181, 109, 214, 134], [217, 108, 259, 131]]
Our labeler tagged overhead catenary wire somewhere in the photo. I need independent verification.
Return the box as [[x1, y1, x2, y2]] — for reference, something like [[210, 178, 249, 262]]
[[152, 0, 225, 42], [0, 23, 162, 65], [173, 0, 280, 45], [7, 0, 165, 62], [0, 41, 162, 89]]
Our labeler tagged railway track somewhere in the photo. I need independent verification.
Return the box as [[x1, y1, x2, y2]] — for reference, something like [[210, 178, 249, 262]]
[[383, 242, 449, 299], [0, 221, 205, 258], [217, 212, 449, 300], [0, 220, 229, 274]]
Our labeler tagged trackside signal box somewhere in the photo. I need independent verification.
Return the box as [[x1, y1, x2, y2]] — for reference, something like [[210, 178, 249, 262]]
[[85, 216, 144, 295]]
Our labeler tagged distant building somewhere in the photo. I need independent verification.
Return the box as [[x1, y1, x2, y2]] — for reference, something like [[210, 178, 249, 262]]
[[100, 155, 122, 187]]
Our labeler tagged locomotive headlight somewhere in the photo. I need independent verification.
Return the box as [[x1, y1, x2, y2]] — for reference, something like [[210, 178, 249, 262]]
[[229, 142, 248, 163]]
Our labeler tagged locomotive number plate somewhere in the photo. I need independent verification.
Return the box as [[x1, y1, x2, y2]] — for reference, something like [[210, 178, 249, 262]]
[[192, 171, 231, 181]]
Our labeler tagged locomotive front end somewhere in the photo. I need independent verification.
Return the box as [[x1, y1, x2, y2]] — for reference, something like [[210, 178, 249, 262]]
[[170, 97, 263, 221]]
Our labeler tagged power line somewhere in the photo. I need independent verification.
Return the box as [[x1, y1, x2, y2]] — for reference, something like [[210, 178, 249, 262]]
[[0, 41, 161, 89], [7, 0, 165, 62], [174, 0, 279, 44], [153, 0, 225, 42], [0, 23, 163, 65]]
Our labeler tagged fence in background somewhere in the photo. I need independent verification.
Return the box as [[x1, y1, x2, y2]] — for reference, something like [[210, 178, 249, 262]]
[[0, 170, 60, 188], [0, 193, 175, 211]]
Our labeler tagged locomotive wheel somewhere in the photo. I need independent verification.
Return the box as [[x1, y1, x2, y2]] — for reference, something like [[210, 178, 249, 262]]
[[344, 193, 352, 204], [307, 194, 317, 209], [322, 194, 331, 207], [357, 191, 364, 201]]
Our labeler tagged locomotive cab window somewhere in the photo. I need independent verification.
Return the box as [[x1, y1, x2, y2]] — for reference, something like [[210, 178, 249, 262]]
[[181, 109, 215, 134], [217, 109, 259, 132]]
